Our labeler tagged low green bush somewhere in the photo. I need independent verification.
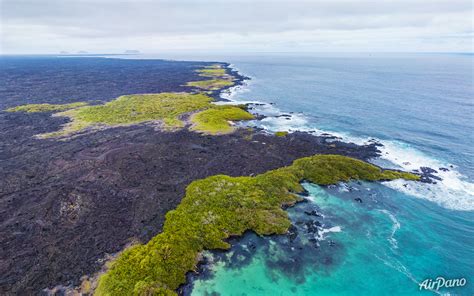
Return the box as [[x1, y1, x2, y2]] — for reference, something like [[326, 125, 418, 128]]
[[7, 93, 254, 138], [275, 131, 288, 137], [191, 105, 254, 134], [197, 68, 227, 77], [95, 154, 419, 296], [185, 79, 234, 91]]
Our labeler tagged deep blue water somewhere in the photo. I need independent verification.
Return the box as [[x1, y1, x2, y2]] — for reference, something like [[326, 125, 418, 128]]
[[225, 53, 474, 178], [219, 53, 474, 211], [2, 54, 473, 295], [147, 53, 473, 295]]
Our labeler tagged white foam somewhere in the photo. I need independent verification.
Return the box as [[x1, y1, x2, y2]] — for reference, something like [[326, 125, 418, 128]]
[[337, 183, 350, 193], [256, 106, 474, 211], [224, 65, 474, 212], [263, 116, 474, 211], [219, 66, 253, 101], [258, 114, 311, 131], [316, 225, 343, 241], [323, 225, 342, 233], [377, 141, 474, 211], [260, 113, 474, 211], [378, 209, 401, 249], [303, 195, 316, 202]]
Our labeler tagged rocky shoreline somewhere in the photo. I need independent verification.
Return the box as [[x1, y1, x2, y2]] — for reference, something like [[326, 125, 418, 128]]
[[0, 57, 432, 295]]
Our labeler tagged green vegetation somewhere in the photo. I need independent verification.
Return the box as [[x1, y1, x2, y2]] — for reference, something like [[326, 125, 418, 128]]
[[197, 68, 227, 77], [6, 102, 88, 113], [70, 93, 211, 127], [6, 93, 254, 138], [6, 65, 245, 137], [6, 64, 244, 138], [41, 93, 213, 138], [95, 154, 419, 296], [292, 155, 419, 185], [275, 131, 288, 137], [186, 64, 235, 91], [191, 105, 254, 134], [185, 79, 234, 91]]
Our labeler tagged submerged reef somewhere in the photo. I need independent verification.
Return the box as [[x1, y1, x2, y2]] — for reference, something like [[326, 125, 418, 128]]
[[95, 155, 418, 295], [6, 93, 253, 138]]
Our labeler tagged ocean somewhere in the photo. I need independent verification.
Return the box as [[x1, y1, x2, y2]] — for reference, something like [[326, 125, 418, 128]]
[[164, 53, 473, 295], [2, 53, 473, 295]]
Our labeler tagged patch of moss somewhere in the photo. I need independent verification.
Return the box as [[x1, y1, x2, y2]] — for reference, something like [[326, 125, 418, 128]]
[[185, 79, 234, 91], [40, 93, 212, 138], [186, 64, 235, 91], [293, 154, 420, 185], [7, 93, 255, 138], [190, 105, 254, 134], [95, 154, 419, 296], [70, 93, 212, 126], [197, 68, 227, 77], [275, 131, 288, 137], [6, 102, 88, 113]]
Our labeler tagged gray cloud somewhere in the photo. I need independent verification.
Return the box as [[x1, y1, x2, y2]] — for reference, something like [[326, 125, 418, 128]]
[[1, 0, 472, 53]]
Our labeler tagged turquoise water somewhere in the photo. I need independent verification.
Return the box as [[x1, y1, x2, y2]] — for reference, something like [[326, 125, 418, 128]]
[[2, 54, 471, 294], [115, 53, 473, 295], [176, 53, 474, 296], [190, 182, 474, 295]]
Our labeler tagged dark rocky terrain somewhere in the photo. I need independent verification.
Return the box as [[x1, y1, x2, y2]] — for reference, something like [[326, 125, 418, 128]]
[[0, 56, 212, 108], [0, 121, 381, 294], [0, 56, 381, 294]]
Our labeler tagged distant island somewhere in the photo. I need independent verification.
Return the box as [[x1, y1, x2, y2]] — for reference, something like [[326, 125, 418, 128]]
[[57, 50, 140, 55], [124, 49, 141, 54]]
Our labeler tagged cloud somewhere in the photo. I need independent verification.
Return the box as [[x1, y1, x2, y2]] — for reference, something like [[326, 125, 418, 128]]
[[1, 0, 472, 53]]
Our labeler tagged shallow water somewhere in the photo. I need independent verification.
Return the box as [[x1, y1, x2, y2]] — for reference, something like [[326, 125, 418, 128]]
[[189, 182, 474, 295], [9, 53, 470, 295], [175, 53, 474, 295]]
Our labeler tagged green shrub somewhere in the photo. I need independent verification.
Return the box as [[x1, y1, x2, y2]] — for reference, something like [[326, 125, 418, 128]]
[[95, 155, 419, 295], [186, 64, 235, 90], [185, 79, 234, 91], [275, 131, 288, 137], [7, 93, 255, 138], [191, 105, 254, 134], [7, 64, 243, 138], [197, 68, 227, 77]]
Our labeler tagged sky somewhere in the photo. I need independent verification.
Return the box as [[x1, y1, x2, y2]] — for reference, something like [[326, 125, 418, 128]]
[[0, 0, 472, 54]]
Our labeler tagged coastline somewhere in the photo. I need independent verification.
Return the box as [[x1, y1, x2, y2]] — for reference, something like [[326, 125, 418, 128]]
[[220, 62, 474, 212], [87, 63, 420, 295], [0, 57, 439, 295]]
